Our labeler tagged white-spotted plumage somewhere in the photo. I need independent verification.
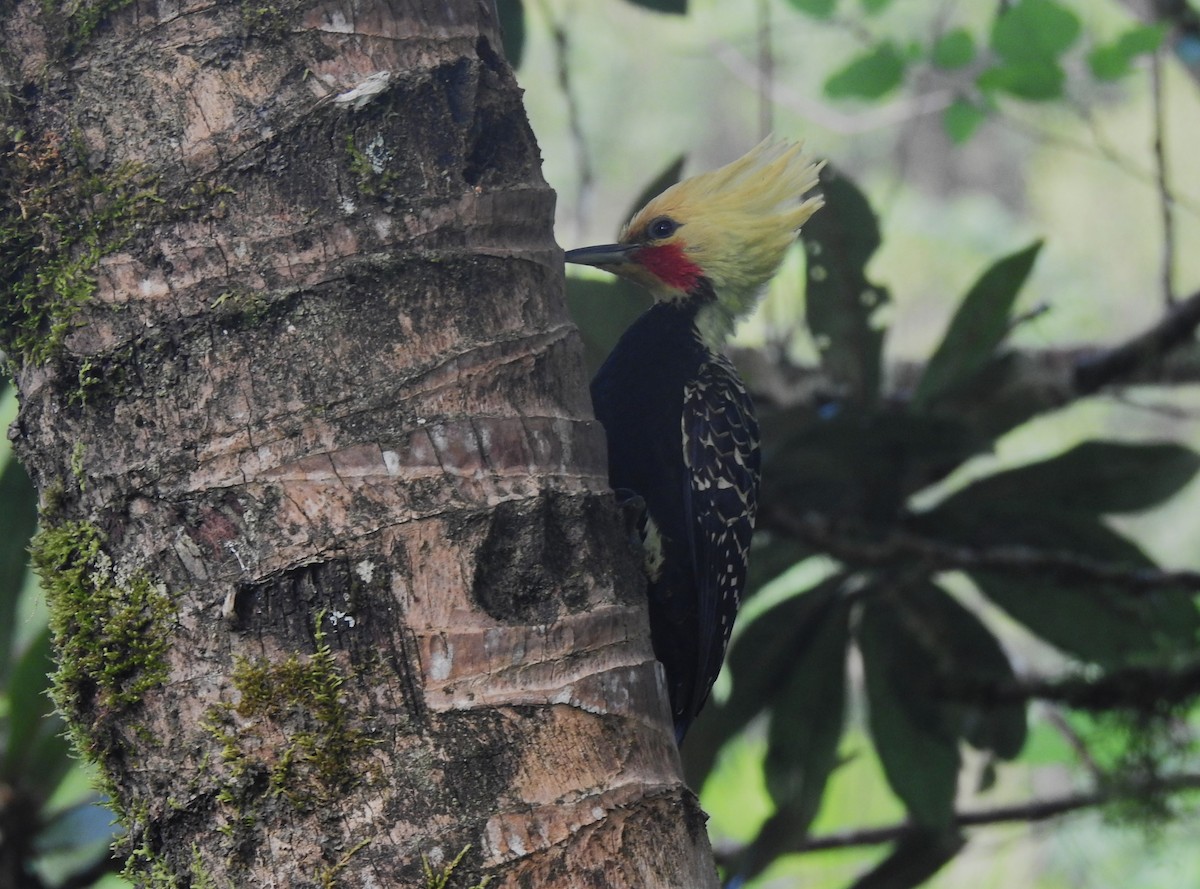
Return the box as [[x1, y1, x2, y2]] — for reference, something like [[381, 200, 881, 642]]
[[681, 348, 760, 725], [567, 136, 822, 743]]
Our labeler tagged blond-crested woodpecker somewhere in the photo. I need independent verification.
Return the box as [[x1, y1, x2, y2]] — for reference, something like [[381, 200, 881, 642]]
[[566, 139, 824, 743]]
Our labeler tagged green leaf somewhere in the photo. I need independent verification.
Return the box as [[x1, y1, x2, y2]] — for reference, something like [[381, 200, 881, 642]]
[[722, 578, 847, 735], [919, 475, 1200, 668], [937, 441, 1200, 516], [912, 241, 1042, 409], [624, 155, 684, 223], [825, 42, 907, 99], [728, 593, 851, 881], [764, 595, 851, 805], [681, 576, 847, 788], [1088, 24, 1167, 81], [625, 0, 687, 13], [744, 533, 816, 600], [0, 454, 37, 682], [786, 0, 837, 17], [981, 0, 1079, 101], [991, 0, 1081, 64], [942, 99, 987, 143], [761, 406, 985, 523], [848, 830, 966, 889], [900, 583, 1027, 759], [932, 28, 976, 69], [860, 594, 960, 829], [802, 165, 891, 404], [2, 629, 71, 787], [977, 58, 1066, 100], [971, 566, 1197, 667], [564, 277, 651, 377], [495, 0, 525, 68], [861, 0, 892, 13]]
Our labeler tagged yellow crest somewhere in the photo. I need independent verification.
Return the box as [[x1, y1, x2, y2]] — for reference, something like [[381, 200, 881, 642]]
[[623, 137, 824, 317]]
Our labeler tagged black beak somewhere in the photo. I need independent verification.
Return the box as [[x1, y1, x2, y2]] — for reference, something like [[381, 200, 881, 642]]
[[564, 243, 636, 267]]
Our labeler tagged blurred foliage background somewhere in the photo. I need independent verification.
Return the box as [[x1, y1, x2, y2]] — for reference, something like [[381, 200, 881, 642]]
[[4, 0, 1200, 886], [521, 0, 1200, 887]]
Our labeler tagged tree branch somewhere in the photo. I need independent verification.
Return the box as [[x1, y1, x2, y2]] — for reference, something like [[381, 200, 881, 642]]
[[942, 660, 1200, 711], [715, 772, 1200, 860], [1150, 50, 1176, 308], [1074, 287, 1200, 393], [759, 507, 1200, 594], [734, 288, 1200, 412]]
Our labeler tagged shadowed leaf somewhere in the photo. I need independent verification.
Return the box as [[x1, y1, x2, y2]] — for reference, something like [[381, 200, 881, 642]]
[[848, 829, 966, 889], [913, 241, 1042, 409], [684, 576, 846, 785], [899, 582, 1027, 759], [625, 155, 685, 223], [495, 0, 525, 68], [802, 166, 891, 404], [625, 0, 687, 14], [0, 439, 37, 683], [860, 592, 960, 829], [564, 278, 651, 377], [935, 441, 1200, 516], [722, 591, 851, 883]]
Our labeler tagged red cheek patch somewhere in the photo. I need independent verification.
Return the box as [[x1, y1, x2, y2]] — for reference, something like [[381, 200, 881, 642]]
[[635, 242, 703, 293]]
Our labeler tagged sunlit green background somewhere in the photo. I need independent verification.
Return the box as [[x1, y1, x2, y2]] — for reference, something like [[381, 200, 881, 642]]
[[521, 0, 1200, 886]]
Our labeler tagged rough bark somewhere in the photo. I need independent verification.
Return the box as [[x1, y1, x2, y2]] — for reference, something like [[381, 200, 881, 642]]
[[0, 0, 717, 886]]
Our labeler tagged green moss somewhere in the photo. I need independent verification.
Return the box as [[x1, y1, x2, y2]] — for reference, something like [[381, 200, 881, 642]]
[[123, 838, 181, 889], [204, 619, 375, 810], [344, 132, 399, 197], [210, 289, 271, 325], [240, 0, 290, 38], [317, 838, 372, 889], [423, 844, 492, 889], [69, 441, 87, 488], [30, 521, 174, 730], [0, 130, 161, 366], [41, 0, 139, 49], [189, 843, 218, 889]]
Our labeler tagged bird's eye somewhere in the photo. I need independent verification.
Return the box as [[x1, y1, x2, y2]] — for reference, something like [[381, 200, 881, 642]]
[[647, 217, 679, 240]]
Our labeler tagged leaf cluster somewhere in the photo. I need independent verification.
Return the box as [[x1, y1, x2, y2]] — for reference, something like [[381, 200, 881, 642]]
[[0, 380, 121, 887], [566, 158, 1200, 888], [789, 0, 1167, 142]]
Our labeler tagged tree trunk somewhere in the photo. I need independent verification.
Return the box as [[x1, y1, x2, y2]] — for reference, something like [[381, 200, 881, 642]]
[[0, 1, 717, 885]]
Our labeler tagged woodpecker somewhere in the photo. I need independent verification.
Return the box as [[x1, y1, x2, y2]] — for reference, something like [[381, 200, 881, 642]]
[[565, 138, 823, 743]]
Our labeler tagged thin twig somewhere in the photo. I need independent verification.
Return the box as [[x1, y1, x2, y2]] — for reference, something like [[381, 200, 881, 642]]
[[710, 40, 954, 135], [1151, 48, 1176, 307], [1041, 705, 1104, 779], [1074, 287, 1200, 393], [992, 109, 1200, 222], [756, 0, 773, 139], [539, 0, 593, 234]]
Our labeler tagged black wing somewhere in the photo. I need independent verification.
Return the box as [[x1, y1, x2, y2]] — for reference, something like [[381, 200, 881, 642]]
[[680, 353, 761, 729]]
